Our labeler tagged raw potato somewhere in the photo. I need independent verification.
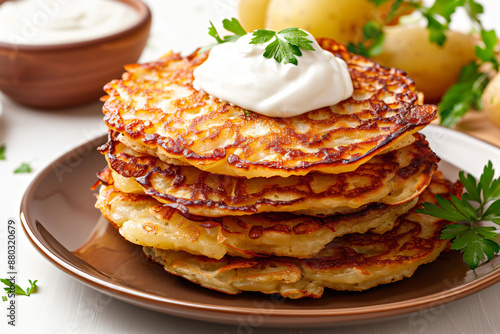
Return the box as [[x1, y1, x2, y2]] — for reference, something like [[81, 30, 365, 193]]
[[482, 73, 500, 130], [372, 26, 476, 102], [238, 0, 271, 32], [264, 0, 380, 45]]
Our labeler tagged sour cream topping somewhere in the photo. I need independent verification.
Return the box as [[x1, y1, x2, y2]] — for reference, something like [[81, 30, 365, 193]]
[[0, 0, 139, 45], [193, 31, 353, 118]]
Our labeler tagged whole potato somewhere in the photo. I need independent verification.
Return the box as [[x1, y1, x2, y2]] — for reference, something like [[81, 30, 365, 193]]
[[372, 26, 476, 102], [264, 0, 379, 45], [482, 73, 500, 130], [238, 0, 271, 32]]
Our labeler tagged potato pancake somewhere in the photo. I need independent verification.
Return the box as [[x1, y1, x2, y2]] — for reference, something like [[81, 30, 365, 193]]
[[96, 182, 417, 259], [99, 132, 438, 217], [142, 172, 462, 298], [101, 39, 436, 178]]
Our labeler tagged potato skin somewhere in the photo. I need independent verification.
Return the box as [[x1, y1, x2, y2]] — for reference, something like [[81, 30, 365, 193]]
[[372, 26, 476, 102], [264, 0, 378, 45], [238, 0, 271, 32], [482, 73, 500, 130]]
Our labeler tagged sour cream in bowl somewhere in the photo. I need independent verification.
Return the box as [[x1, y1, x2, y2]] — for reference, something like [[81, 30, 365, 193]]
[[0, 0, 151, 109]]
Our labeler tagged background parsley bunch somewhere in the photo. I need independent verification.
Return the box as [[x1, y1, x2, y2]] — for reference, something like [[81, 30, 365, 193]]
[[351, 0, 499, 127]]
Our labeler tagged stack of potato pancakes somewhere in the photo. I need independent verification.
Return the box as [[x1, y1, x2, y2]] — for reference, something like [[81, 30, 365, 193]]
[[95, 38, 460, 299]]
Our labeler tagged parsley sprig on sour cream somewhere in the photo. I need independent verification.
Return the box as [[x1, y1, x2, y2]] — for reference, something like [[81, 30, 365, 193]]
[[207, 17, 314, 65]]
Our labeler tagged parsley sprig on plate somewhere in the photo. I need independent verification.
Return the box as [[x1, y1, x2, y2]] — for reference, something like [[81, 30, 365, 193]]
[[417, 161, 500, 270], [206, 18, 315, 65]]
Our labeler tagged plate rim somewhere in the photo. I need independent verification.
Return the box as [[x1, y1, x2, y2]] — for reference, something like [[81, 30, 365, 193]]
[[19, 125, 500, 326]]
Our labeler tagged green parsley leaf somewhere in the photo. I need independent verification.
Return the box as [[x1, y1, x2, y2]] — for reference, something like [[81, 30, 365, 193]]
[[26, 280, 38, 296], [0, 279, 12, 287], [483, 200, 500, 222], [208, 21, 224, 44], [489, 179, 500, 202], [437, 26, 498, 127], [474, 225, 499, 239], [450, 226, 500, 270], [222, 18, 247, 42], [363, 21, 383, 41], [475, 29, 499, 70], [369, 35, 386, 56], [0, 145, 5, 160], [423, 14, 448, 46], [244, 110, 252, 118], [205, 17, 247, 51], [417, 161, 500, 270], [417, 0, 466, 46], [14, 163, 32, 174], [263, 36, 300, 65], [441, 223, 470, 240], [480, 161, 500, 202], [418, 196, 469, 222], [450, 194, 478, 221], [438, 62, 489, 127], [279, 28, 315, 52], [250, 29, 275, 44], [464, 0, 484, 20], [428, 0, 462, 23], [459, 170, 482, 203], [1, 278, 28, 296], [250, 27, 315, 65], [12, 285, 28, 296], [1, 279, 38, 300]]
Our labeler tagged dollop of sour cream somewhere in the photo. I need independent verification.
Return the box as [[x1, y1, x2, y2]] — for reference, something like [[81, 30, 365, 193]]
[[0, 0, 139, 45], [193, 31, 353, 118]]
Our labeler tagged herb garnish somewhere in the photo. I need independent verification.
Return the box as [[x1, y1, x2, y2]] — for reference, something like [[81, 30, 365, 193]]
[[1, 279, 38, 301], [0, 145, 5, 160], [206, 18, 314, 65], [439, 28, 499, 127], [207, 18, 247, 46], [250, 27, 315, 65], [14, 163, 32, 174], [417, 161, 500, 270]]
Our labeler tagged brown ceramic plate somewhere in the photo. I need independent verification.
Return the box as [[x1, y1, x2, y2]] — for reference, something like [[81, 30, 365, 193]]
[[20, 125, 500, 327]]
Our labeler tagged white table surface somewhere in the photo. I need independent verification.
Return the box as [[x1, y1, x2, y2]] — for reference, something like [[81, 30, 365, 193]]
[[2, 0, 500, 333]]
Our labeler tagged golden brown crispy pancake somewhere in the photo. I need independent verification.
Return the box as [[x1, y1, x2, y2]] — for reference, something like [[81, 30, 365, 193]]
[[95, 181, 417, 259], [101, 39, 436, 178], [99, 132, 438, 217], [143, 172, 462, 298]]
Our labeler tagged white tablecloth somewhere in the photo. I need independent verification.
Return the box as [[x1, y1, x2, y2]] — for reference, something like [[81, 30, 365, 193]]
[[2, 1, 500, 333]]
